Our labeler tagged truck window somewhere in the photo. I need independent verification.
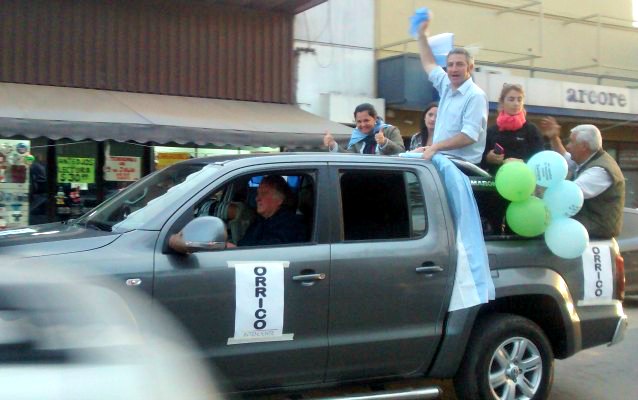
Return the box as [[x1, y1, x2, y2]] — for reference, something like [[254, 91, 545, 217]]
[[194, 172, 316, 245], [339, 170, 427, 241], [83, 162, 214, 232]]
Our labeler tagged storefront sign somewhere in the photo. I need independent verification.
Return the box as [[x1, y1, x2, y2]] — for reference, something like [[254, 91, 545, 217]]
[[156, 152, 190, 169], [562, 82, 630, 113], [104, 156, 141, 182], [57, 157, 95, 183]]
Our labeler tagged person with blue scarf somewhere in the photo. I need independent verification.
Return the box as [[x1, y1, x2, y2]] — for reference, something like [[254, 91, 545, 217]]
[[323, 103, 405, 155]]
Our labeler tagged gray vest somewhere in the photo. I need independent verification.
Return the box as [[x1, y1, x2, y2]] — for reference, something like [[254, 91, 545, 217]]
[[573, 150, 625, 238]]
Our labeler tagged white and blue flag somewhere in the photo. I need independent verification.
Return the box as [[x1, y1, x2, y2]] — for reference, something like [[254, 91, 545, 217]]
[[432, 154, 495, 311]]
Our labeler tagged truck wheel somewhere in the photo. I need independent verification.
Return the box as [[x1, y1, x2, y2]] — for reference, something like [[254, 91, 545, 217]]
[[453, 313, 554, 400]]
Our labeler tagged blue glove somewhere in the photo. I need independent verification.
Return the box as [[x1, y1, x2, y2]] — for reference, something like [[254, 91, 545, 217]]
[[409, 7, 430, 39]]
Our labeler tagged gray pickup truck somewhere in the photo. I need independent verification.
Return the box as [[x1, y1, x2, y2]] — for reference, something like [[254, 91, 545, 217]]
[[0, 153, 628, 400]]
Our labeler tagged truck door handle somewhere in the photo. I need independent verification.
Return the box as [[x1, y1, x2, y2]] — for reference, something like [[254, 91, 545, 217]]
[[416, 265, 443, 274], [292, 273, 326, 282], [292, 272, 326, 287]]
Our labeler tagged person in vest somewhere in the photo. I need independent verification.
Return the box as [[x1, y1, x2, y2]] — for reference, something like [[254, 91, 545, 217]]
[[540, 117, 625, 238], [323, 103, 404, 155]]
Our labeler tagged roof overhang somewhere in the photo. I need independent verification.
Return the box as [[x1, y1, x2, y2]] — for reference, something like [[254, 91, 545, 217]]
[[0, 83, 351, 150]]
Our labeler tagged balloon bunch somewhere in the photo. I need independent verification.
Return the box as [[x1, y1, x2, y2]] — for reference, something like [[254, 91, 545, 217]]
[[495, 161, 548, 237], [495, 151, 589, 259]]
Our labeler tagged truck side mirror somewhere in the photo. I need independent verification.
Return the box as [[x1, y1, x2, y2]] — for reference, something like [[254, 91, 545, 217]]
[[181, 216, 227, 252]]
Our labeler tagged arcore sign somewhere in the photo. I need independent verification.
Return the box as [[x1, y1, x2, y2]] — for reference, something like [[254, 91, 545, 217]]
[[562, 82, 630, 113]]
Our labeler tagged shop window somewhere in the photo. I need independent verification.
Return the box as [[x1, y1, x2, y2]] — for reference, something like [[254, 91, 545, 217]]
[[617, 144, 638, 209], [0, 138, 35, 229], [29, 138, 49, 225], [54, 139, 98, 221], [103, 141, 146, 200]]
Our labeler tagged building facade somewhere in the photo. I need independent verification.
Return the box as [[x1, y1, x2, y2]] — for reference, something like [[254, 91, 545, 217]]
[[375, 0, 638, 206], [295, 0, 638, 205], [293, 0, 387, 125], [0, 0, 350, 228]]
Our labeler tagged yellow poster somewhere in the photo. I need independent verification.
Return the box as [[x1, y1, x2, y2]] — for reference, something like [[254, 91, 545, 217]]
[[57, 157, 95, 183], [156, 152, 190, 169]]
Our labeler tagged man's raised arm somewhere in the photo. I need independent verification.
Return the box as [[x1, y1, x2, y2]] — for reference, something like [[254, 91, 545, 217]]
[[417, 20, 438, 74]]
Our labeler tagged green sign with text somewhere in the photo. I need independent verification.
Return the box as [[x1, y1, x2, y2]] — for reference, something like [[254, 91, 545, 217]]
[[57, 157, 95, 183]]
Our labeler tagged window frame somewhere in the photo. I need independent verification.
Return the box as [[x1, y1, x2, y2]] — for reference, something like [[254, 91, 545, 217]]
[[160, 162, 329, 254], [331, 165, 430, 243]]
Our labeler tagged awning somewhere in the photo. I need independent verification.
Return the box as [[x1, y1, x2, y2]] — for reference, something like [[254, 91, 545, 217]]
[[0, 83, 352, 150]]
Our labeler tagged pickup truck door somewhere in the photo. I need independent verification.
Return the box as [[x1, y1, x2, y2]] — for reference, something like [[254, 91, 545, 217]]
[[153, 164, 330, 391], [325, 163, 454, 381]]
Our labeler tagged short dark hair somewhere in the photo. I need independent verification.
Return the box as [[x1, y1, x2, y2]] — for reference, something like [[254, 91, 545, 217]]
[[353, 103, 378, 119], [447, 47, 474, 66], [260, 175, 295, 208]]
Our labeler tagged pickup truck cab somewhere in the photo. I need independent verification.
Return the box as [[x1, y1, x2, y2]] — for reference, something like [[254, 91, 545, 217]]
[[0, 153, 628, 400]]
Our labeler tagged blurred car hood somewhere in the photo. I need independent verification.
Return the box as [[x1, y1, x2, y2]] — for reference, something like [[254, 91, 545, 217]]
[[0, 222, 120, 257]]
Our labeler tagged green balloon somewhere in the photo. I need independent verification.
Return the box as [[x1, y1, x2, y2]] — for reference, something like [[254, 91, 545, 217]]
[[506, 196, 549, 237], [495, 162, 536, 202]]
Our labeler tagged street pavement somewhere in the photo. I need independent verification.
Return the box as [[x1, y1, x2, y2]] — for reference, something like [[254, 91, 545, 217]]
[[256, 302, 638, 400], [431, 301, 638, 400], [549, 301, 638, 400]]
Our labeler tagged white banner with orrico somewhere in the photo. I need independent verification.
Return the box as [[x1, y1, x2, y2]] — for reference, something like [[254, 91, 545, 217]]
[[581, 242, 614, 304], [227, 261, 294, 345]]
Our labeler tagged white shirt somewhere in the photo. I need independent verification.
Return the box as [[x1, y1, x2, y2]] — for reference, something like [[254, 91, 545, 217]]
[[564, 152, 613, 199], [428, 67, 488, 164]]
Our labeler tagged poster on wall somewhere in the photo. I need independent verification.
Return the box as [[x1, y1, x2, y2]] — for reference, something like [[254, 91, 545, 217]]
[[0, 139, 31, 230], [156, 152, 190, 170], [57, 157, 95, 184], [104, 156, 141, 182]]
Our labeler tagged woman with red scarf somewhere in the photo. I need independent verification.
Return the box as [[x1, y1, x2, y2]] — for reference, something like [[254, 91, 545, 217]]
[[481, 84, 544, 176]]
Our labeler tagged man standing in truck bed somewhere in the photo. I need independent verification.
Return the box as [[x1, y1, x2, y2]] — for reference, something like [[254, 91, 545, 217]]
[[415, 13, 488, 164]]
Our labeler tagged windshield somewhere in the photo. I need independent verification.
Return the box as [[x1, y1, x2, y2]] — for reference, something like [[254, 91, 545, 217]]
[[76, 163, 219, 232]]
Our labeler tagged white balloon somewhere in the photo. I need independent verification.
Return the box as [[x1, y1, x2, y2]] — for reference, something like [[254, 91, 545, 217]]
[[544, 218, 589, 258], [527, 151, 568, 188], [543, 180, 584, 218]]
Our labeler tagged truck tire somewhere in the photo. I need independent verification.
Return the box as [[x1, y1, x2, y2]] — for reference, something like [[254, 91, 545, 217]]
[[453, 313, 554, 400]]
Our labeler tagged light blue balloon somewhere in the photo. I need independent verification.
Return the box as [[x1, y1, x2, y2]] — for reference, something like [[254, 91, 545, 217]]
[[544, 218, 589, 258], [543, 180, 584, 218], [527, 151, 568, 188]]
